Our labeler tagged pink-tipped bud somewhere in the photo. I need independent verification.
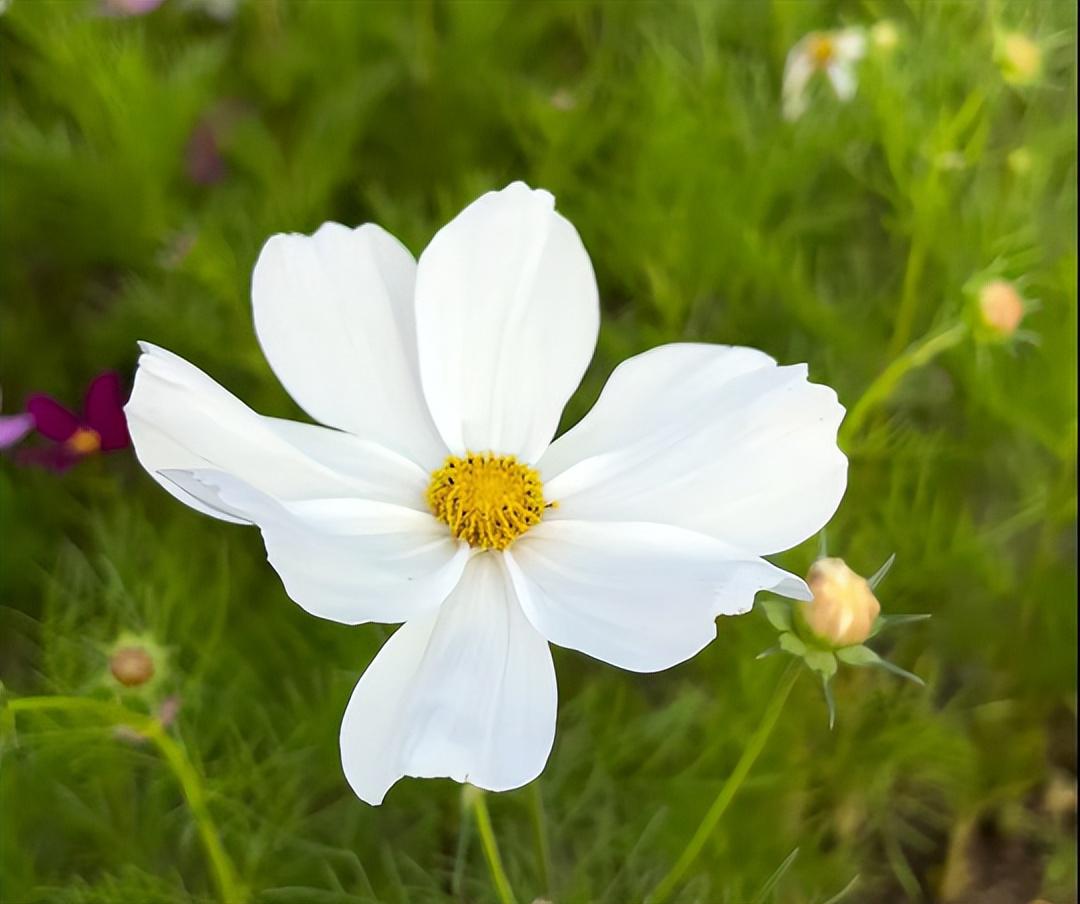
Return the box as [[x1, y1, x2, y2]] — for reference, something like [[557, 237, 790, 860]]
[[797, 558, 881, 648], [109, 646, 156, 688], [978, 279, 1025, 338]]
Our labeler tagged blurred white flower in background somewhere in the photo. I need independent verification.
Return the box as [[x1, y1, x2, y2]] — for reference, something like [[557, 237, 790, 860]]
[[782, 28, 867, 121], [125, 183, 848, 805]]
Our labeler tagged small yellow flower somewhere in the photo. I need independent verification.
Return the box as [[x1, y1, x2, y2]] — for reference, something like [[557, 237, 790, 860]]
[[797, 558, 880, 648], [997, 32, 1042, 85], [977, 279, 1026, 339]]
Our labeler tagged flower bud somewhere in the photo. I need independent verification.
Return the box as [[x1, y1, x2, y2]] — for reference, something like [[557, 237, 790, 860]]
[[109, 645, 156, 688], [1007, 147, 1033, 176], [870, 21, 900, 53], [797, 558, 881, 648], [998, 32, 1042, 85], [978, 279, 1025, 338]]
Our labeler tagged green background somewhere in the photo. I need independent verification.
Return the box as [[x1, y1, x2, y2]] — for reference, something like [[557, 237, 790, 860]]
[[1, 1, 1076, 902]]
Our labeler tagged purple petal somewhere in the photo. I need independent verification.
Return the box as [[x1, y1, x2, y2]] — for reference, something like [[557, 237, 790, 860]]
[[0, 413, 34, 449], [185, 121, 227, 186], [83, 372, 130, 450], [27, 394, 80, 442], [17, 444, 80, 472], [100, 0, 167, 16]]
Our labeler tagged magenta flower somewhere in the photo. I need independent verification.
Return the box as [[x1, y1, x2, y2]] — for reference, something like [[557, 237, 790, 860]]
[[24, 372, 130, 470]]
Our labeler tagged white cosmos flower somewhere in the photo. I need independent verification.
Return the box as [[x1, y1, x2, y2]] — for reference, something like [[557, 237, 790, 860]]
[[782, 28, 867, 121], [125, 182, 847, 805]]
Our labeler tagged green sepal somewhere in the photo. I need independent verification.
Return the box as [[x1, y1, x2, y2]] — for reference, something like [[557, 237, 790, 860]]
[[835, 644, 879, 666], [866, 553, 897, 590], [755, 645, 783, 660], [868, 613, 931, 638], [761, 599, 794, 632], [779, 632, 807, 656], [873, 657, 926, 687], [836, 644, 925, 686], [822, 676, 837, 730], [804, 649, 838, 678]]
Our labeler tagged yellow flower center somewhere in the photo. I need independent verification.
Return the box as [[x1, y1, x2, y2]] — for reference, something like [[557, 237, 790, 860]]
[[67, 427, 101, 455], [808, 34, 836, 68], [426, 452, 550, 550]]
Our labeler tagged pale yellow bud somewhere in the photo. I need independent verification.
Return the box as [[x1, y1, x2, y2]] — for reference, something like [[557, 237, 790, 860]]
[[797, 558, 881, 648], [978, 279, 1025, 338], [110, 646, 156, 687], [998, 32, 1042, 85], [1007, 147, 1033, 176], [870, 21, 900, 53]]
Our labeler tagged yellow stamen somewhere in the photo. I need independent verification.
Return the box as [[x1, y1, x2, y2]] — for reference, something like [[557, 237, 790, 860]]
[[67, 427, 101, 455], [427, 452, 550, 550], [808, 34, 836, 68]]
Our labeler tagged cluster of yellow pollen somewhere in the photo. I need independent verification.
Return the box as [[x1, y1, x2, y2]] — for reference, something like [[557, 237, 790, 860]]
[[66, 427, 101, 455], [426, 452, 550, 551], [808, 34, 836, 68]]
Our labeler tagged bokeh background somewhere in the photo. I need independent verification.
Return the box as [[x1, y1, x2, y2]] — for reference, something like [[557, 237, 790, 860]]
[[1, 1, 1076, 902]]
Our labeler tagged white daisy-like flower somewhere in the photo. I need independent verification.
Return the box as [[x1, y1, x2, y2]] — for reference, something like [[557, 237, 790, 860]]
[[126, 183, 847, 804], [782, 28, 867, 121]]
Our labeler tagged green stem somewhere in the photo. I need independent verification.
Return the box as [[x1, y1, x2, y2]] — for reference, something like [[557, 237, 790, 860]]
[[645, 663, 801, 904], [840, 321, 968, 447], [8, 696, 245, 904], [888, 234, 928, 358], [470, 788, 518, 904], [528, 781, 553, 898]]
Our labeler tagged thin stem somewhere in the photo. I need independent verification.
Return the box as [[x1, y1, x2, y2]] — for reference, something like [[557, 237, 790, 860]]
[[470, 788, 518, 904], [840, 321, 968, 447], [8, 696, 245, 904], [645, 663, 801, 904], [528, 781, 553, 898], [888, 235, 928, 358]]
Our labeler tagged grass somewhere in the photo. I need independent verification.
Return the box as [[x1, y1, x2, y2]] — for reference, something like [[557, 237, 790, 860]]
[[1, 1, 1076, 902]]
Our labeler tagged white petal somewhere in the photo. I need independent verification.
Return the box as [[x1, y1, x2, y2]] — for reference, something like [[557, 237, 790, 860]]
[[505, 520, 805, 673], [162, 469, 468, 625], [834, 28, 867, 61], [125, 343, 428, 521], [414, 182, 599, 462], [782, 48, 814, 121], [340, 553, 557, 805], [252, 222, 446, 468], [539, 343, 847, 556], [827, 63, 858, 102]]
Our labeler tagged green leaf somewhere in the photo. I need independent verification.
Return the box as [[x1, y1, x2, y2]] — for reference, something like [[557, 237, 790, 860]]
[[779, 632, 807, 656], [751, 847, 800, 904], [804, 649, 838, 677], [761, 600, 794, 632]]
